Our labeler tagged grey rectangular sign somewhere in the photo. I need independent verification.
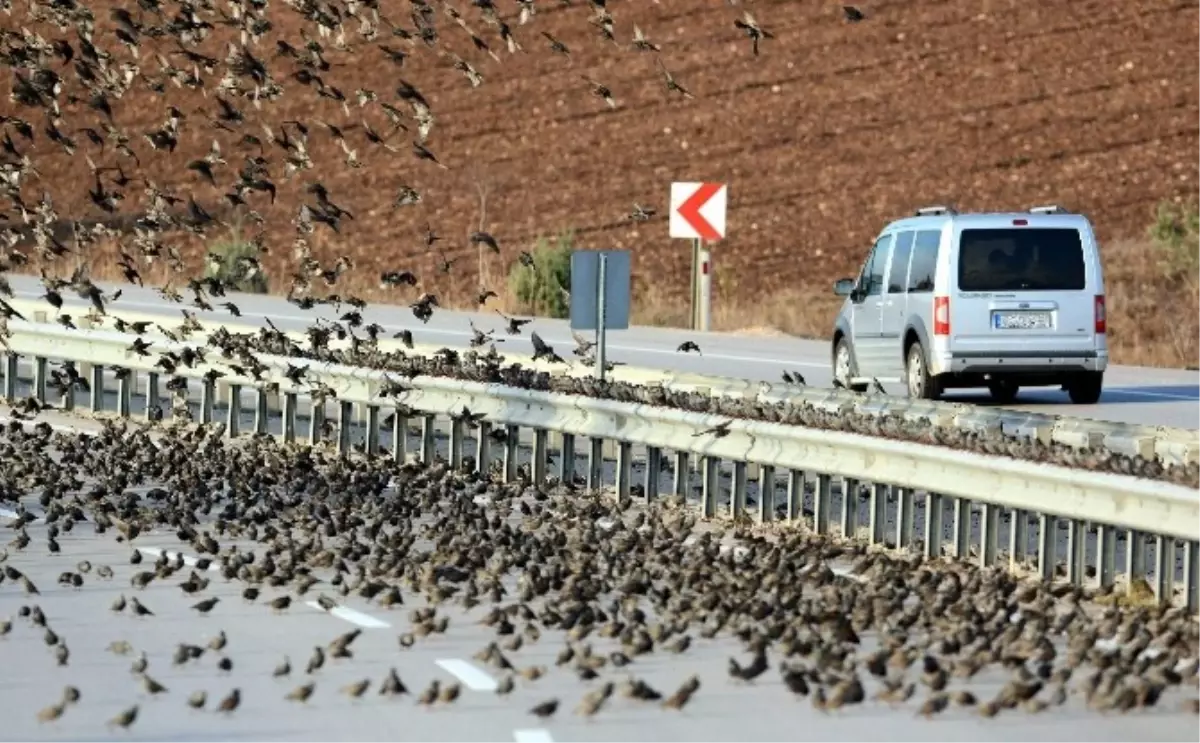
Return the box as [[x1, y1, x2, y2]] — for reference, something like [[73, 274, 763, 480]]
[[569, 250, 631, 331]]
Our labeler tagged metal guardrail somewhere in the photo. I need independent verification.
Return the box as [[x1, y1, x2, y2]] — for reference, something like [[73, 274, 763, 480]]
[[1, 321, 1198, 612], [7, 296, 1197, 468]]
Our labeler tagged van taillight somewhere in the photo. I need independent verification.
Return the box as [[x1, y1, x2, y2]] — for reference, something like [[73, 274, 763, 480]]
[[933, 296, 950, 336], [1094, 295, 1106, 334]]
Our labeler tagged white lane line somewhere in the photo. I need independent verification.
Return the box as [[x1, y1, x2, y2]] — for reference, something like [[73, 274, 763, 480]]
[[513, 730, 554, 743], [435, 659, 498, 691], [135, 546, 221, 573], [1106, 388, 1199, 402], [304, 601, 391, 629]]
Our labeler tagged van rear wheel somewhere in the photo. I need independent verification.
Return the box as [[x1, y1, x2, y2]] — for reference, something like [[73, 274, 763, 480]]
[[905, 342, 941, 401], [1066, 372, 1103, 405], [987, 380, 1020, 404]]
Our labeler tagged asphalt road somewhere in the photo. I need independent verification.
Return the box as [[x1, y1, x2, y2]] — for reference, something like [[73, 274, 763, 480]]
[[5, 274, 1197, 430], [0, 415, 1196, 743]]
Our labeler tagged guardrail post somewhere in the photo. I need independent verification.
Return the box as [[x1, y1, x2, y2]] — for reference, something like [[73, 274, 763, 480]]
[[979, 503, 998, 568], [1184, 542, 1198, 613], [839, 477, 858, 538], [254, 388, 269, 435], [309, 399, 325, 445], [700, 457, 718, 518], [446, 417, 464, 469], [1066, 520, 1085, 585], [1037, 514, 1057, 581], [392, 412, 408, 462], [896, 488, 914, 549], [502, 425, 519, 482], [365, 405, 380, 456], [89, 364, 104, 412], [924, 493, 943, 558], [559, 433, 575, 484], [616, 441, 632, 500], [337, 401, 354, 454], [475, 421, 491, 472], [814, 475, 832, 535], [532, 429, 549, 483], [756, 465, 774, 523], [116, 370, 132, 418], [644, 446, 661, 502], [1154, 536, 1175, 605], [1127, 531, 1147, 596], [32, 356, 47, 403], [1095, 525, 1116, 590], [421, 415, 437, 465], [200, 379, 215, 424], [785, 470, 803, 522], [61, 378, 74, 411], [1009, 508, 1028, 569], [282, 392, 297, 442], [868, 484, 887, 546], [730, 461, 747, 519], [672, 452, 689, 497], [586, 437, 603, 491], [143, 371, 159, 421], [952, 498, 970, 558], [227, 383, 241, 438], [2, 354, 16, 401]]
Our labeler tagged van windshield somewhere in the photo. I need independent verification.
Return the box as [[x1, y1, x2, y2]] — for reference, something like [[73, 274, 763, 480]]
[[957, 228, 1086, 292]]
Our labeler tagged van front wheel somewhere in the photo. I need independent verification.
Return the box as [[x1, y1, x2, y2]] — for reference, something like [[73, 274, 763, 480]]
[[905, 342, 942, 401], [1066, 372, 1103, 405]]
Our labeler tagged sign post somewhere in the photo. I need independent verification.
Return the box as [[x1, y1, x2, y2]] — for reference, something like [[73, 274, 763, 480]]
[[669, 182, 727, 332], [569, 250, 631, 382]]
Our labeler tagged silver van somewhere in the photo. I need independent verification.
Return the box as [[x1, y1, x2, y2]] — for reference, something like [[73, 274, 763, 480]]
[[831, 205, 1108, 404]]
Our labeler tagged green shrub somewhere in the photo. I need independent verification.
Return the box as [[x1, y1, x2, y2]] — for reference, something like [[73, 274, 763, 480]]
[[205, 224, 268, 294], [1148, 200, 1199, 283], [508, 229, 573, 318]]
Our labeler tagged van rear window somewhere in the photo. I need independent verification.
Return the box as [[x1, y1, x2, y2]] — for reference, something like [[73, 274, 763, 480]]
[[957, 228, 1086, 292]]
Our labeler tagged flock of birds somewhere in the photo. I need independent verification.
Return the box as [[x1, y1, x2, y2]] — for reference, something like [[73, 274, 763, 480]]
[[0, 0, 1196, 735], [0, 419, 1196, 734]]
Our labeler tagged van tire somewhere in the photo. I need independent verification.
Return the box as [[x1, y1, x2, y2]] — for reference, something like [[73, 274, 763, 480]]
[[905, 342, 942, 401], [987, 380, 1020, 404], [833, 337, 868, 393], [1066, 372, 1103, 405]]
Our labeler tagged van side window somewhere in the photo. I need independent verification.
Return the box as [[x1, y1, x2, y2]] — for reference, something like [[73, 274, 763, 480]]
[[862, 235, 893, 297], [887, 231, 914, 294], [907, 230, 940, 293]]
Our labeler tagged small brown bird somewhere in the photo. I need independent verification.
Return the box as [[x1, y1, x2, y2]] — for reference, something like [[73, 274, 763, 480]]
[[37, 702, 66, 724], [496, 675, 515, 695], [286, 682, 316, 703], [529, 698, 559, 718], [918, 693, 950, 718], [187, 691, 206, 709], [438, 682, 462, 704], [342, 678, 371, 698], [269, 595, 292, 613], [192, 597, 220, 614], [216, 688, 241, 713], [273, 657, 292, 677], [417, 680, 440, 706], [380, 668, 408, 697], [129, 597, 154, 617], [107, 704, 138, 730]]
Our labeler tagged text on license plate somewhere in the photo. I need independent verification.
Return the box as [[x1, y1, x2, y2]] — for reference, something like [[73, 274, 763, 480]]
[[993, 311, 1052, 330]]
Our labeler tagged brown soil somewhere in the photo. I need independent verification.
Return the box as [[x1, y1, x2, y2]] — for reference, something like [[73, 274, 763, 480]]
[[1, 0, 1197, 365]]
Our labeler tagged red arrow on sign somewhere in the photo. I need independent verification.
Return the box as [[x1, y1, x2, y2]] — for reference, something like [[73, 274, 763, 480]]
[[677, 182, 723, 242]]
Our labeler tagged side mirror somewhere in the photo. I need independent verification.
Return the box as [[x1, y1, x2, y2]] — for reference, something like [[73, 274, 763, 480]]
[[833, 278, 855, 297]]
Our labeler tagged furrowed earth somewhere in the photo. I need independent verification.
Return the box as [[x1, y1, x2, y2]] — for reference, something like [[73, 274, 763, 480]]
[[1, 0, 1197, 340]]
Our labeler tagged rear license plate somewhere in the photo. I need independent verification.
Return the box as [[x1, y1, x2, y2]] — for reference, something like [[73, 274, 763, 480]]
[[993, 311, 1052, 330]]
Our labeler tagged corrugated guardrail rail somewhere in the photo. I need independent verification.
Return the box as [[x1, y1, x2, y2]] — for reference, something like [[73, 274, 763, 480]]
[[1, 320, 1197, 613], [6, 295, 1198, 471]]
